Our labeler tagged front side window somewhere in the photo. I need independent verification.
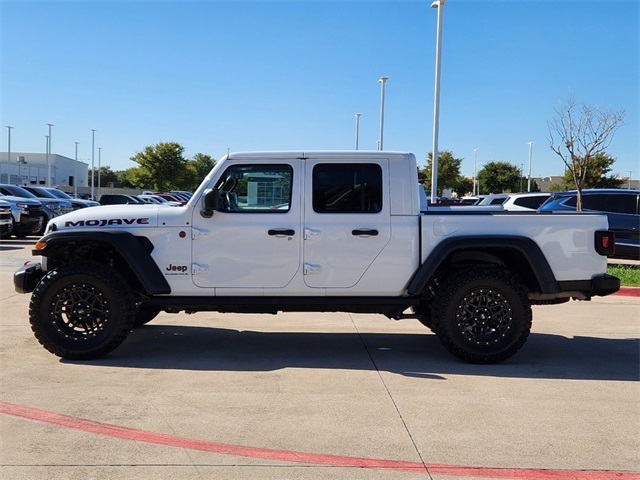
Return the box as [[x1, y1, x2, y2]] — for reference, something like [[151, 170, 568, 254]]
[[312, 163, 382, 214], [215, 164, 293, 213]]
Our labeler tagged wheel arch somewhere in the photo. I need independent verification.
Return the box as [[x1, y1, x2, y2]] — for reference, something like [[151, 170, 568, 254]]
[[33, 230, 171, 296], [407, 235, 559, 296]]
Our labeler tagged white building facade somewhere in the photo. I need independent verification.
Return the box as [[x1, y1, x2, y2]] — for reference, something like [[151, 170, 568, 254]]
[[0, 152, 88, 189]]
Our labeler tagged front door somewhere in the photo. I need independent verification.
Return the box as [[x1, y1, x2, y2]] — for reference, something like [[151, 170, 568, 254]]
[[192, 161, 302, 289]]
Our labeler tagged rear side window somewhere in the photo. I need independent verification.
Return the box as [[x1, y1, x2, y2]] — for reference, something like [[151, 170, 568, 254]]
[[566, 193, 638, 215], [312, 164, 382, 213], [514, 195, 549, 209]]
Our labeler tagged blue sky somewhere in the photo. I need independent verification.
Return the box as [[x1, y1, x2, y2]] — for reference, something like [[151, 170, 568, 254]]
[[1, 0, 638, 179]]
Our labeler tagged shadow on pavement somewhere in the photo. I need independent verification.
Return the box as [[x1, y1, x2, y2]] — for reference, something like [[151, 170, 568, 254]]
[[67, 323, 639, 382]]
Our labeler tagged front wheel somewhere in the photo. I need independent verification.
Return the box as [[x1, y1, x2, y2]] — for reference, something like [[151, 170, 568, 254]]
[[29, 261, 136, 359], [432, 268, 532, 364]]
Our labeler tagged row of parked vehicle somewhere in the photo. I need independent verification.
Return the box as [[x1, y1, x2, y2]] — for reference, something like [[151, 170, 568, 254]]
[[98, 191, 192, 206], [436, 190, 639, 260], [0, 184, 192, 239]]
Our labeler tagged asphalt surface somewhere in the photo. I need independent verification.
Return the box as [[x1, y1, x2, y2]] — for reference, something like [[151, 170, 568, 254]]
[[1, 238, 638, 480]]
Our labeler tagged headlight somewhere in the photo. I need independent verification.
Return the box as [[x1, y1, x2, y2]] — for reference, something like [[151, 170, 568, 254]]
[[49, 204, 63, 215]]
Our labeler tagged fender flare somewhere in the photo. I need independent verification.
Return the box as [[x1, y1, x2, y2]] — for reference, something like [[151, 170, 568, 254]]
[[33, 230, 171, 295], [407, 235, 559, 296]]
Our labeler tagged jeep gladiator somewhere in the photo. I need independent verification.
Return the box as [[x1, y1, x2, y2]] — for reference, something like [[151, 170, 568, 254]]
[[14, 151, 620, 363]]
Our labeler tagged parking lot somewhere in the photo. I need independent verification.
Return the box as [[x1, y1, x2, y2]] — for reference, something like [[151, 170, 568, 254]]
[[1, 239, 638, 480]]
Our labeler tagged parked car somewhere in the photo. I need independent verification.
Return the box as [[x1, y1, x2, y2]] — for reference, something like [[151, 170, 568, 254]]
[[99, 194, 144, 205], [0, 184, 72, 236], [20, 186, 83, 213], [477, 193, 510, 206], [0, 193, 44, 239], [0, 199, 13, 238], [41, 188, 100, 209], [539, 189, 640, 260], [501, 193, 551, 211], [137, 194, 181, 206]]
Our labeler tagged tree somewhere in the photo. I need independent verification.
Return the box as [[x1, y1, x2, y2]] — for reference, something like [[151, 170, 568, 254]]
[[130, 142, 188, 191], [179, 153, 217, 191], [477, 161, 522, 194], [548, 96, 626, 210], [421, 150, 463, 196], [554, 152, 625, 191], [454, 176, 473, 197]]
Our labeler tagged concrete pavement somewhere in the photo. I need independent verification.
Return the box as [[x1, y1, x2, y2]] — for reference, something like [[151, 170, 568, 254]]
[[1, 239, 638, 480]]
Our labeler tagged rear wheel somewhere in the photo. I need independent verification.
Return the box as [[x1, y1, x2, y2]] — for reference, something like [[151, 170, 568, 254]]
[[29, 261, 136, 359], [433, 268, 532, 364]]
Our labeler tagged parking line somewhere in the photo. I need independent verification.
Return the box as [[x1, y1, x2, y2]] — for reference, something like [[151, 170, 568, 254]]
[[2, 401, 638, 479]]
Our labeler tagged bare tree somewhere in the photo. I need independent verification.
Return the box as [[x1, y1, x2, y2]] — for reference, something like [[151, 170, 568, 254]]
[[548, 96, 626, 210]]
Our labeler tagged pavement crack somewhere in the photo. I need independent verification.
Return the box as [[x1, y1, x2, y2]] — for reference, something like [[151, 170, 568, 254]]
[[348, 314, 433, 479]]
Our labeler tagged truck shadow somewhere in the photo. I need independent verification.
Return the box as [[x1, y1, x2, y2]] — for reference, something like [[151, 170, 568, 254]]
[[69, 323, 639, 382]]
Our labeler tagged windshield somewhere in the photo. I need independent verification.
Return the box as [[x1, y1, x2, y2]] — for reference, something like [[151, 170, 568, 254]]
[[0, 185, 37, 198], [24, 186, 58, 199], [47, 189, 72, 199]]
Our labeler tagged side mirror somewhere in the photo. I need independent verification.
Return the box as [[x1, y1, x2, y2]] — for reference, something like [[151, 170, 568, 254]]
[[201, 188, 219, 218]]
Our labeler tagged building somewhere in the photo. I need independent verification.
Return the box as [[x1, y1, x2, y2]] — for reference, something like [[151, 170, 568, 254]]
[[0, 152, 88, 189]]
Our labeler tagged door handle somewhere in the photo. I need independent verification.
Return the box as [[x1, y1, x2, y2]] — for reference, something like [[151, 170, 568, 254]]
[[268, 229, 295, 236], [352, 229, 379, 236]]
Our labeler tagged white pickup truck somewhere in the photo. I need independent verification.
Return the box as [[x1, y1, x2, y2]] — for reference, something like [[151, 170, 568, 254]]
[[14, 151, 620, 363]]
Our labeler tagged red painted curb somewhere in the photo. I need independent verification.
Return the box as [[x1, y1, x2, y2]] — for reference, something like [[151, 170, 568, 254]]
[[613, 287, 640, 297], [1, 401, 638, 480]]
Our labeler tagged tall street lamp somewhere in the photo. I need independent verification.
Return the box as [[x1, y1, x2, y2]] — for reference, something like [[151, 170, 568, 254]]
[[46, 123, 54, 187], [91, 129, 96, 199], [378, 76, 389, 151], [430, 0, 447, 203], [98, 147, 102, 200], [354, 113, 362, 150], [527, 141, 533, 192], [74, 142, 79, 197], [6, 126, 13, 182], [473, 148, 477, 196]]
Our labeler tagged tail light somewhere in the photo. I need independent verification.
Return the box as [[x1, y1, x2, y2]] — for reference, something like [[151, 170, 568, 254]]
[[595, 231, 616, 256]]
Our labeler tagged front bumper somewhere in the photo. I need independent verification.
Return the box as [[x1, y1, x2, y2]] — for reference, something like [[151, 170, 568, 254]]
[[14, 263, 44, 294]]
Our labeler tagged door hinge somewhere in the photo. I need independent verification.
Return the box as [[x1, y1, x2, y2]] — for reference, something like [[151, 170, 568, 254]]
[[304, 228, 321, 240], [303, 263, 322, 275], [192, 228, 208, 240], [192, 263, 210, 275]]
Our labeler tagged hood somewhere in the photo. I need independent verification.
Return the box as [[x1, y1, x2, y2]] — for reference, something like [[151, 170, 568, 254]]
[[0, 195, 42, 206], [51, 204, 162, 230]]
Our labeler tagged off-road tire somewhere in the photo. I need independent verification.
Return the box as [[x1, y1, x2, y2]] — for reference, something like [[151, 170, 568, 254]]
[[433, 268, 532, 364], [29, 261, 136, 360]]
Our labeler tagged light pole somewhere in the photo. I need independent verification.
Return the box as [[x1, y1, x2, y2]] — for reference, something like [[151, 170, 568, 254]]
[[473, 148, 477, 196], [527, 141, 533, 192], [430, 0, 447, 203], [6, 126, 13, 182], [378, 76, 389, 151], [520, 164, 524, 193], [46, 123, 54, 186], [91, 129, 96, 199], [354, 113, 362, 150], [74, 142, 79, 197], [98, 147, 102, 200], [44, 135, 49, 184]]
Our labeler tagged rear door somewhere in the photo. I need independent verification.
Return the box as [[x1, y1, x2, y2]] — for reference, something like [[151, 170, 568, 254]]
[[303, 159, 391, 288]]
